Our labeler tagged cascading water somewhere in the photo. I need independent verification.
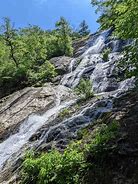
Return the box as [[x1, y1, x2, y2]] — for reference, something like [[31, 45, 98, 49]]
[[61, 29, 112, 88], [37, 99, 113, 148], [0, 29, 135, 176], [0, 87, 75, 169], [61, 29, 135, 92]]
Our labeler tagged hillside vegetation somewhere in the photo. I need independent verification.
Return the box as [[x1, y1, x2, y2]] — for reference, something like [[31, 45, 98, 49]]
[[0, 17, 90, 98], [19, 0, 138, 183], [0, 1, 138, 184]]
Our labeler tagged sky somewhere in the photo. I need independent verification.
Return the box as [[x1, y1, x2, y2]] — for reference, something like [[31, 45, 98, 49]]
[[0, 0, 99, 33]]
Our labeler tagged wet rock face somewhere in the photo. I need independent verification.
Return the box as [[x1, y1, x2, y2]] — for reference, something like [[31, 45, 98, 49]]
[[0, 84, 75, 143], [91, 58, 118, 93], [50, 56, 74, 84], [0, 86, 54, 143], [36, 99, 112, 149], [61, 29, 134, 93], [0, 29, 136, 183], [0, 84, 76, 183], [74, 29, 129, 56]]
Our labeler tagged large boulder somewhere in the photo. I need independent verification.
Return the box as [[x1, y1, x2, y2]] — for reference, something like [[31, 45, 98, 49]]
[[50, 56, 72, 75]]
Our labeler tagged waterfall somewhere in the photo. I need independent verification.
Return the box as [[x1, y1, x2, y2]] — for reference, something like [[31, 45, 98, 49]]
[[0, 29, 135, 173], [0, 87, 75, 169]]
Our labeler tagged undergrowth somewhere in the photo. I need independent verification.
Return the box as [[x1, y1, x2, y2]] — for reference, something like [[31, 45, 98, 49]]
[[21, 120, 119, 184], [75, 79, 94, 101]]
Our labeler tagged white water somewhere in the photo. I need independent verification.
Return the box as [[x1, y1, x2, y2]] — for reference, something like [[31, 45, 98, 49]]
[[38, 99, 113, 147], [61, 29, 135, 93], [0, 29, 135, 172], [68, 58, 76, 73], [0, 88, 75, 169], [61, 30, 108, 88]]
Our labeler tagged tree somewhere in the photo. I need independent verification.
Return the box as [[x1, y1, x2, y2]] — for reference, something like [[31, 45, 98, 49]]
[[91, 0, 138, 78], [19, 25, 47, 68], [0, 17, 19, 67], [91, 0, 138, 39], [0, 20, 57, 97], [78, 20, 90, 37], [55, 17, 73, 56]]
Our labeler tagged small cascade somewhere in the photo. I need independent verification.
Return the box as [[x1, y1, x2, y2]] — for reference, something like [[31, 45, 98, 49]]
[[36, 99, 113, 149], [68, 58, 76, 73], [0, 87, 75, 169], [61, 30, 112, 88], [0, 29, 135, 177], [61, 29, 135, 92]]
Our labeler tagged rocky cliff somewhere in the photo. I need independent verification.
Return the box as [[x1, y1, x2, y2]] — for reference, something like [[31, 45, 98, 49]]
[[0, 29, 137, 184]]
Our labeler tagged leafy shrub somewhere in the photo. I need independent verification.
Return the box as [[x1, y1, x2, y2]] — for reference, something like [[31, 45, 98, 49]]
[[0, 62, 27, 96], [85, 121, 119, 162], [58, 108, 71, 119], [0, 60, 56, 94], [119, 39, 138, 79], [27, 61, 57, 84], [21, 121, 119, 184], [21, 149, 84, 184], [75, 79, 94, 100], [101, 48, 111, 62]]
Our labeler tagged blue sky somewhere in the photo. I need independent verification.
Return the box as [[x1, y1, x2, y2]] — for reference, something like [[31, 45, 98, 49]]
[[0, 0, 99, 33]]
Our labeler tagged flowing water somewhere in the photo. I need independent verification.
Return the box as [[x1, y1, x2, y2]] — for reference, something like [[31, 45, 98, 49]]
[[0, 29, 135, 172], [61, 29, 134, 92], [0, 88, 75, 169], [38, 99, 113, 147]]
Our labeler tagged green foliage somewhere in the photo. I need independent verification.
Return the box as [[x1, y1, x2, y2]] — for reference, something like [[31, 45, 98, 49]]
[[0, 17, 19, 67], [27, 61, 56, 84], [75, 79, 94, 100], [119, 40, 138, 78], [91, 0, 138, 39], [21, 149, 84, 184], [0, 17, 74, 97], [78, 20, 90, 37], [101, 48, 111, 62], [0, 62, 27, 94], [21, 121, 119, 184], [71, 31, 81, 40], [85, 121, 119, 162], [58, 108, 71, 119], [55, 17, 73, 56], [91, 0, 138, 79]]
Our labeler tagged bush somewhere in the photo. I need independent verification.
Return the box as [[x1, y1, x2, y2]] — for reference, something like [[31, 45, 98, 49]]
[[0, 59, 56, 97], [27, 61, 57, 84], [101, 48, 111, 62], [21, 121, 119, 184], [118, 39, 138, 79], [75, 79, 94, 100], [58, 108, 71, 119], [21, 149, 84, 184], [85, 121, 119, 162], [0, 62, 28, 96]]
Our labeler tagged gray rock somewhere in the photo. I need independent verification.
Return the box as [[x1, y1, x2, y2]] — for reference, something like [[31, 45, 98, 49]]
[[50, 56, 73, 75], [0, 29, 136, 183]]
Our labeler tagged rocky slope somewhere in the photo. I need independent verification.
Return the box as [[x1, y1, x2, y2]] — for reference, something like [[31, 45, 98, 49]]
[[0, 29, 137, 183]]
